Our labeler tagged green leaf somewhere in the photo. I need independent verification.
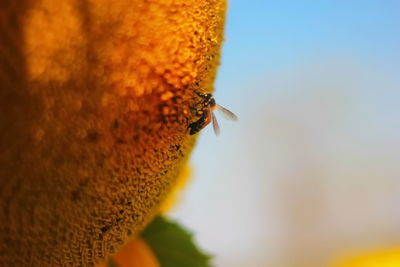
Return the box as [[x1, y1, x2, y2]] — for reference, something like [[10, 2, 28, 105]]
[[141, 216, 212, 267], [107, 258, 119, 267]]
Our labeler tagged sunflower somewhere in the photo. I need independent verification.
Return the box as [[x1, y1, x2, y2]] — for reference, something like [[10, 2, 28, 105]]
[[0, 0, 226, 266]]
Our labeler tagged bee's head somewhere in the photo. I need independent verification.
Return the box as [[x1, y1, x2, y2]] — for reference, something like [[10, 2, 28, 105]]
[[203, 93, 212, 101], [195, 91, 213, 104], [209, 97, 216, 107]]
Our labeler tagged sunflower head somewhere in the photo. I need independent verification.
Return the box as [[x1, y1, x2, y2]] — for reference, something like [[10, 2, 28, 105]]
[[0, 0, 226, 265]]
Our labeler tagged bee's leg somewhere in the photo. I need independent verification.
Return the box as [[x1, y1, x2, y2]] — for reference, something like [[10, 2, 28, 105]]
[[205, 109, 212, 125], [189, 107, 201, 116]]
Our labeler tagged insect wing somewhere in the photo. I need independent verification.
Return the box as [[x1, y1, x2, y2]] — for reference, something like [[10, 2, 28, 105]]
[[211, 111, 220, 136], [217, 104, 238, 121]]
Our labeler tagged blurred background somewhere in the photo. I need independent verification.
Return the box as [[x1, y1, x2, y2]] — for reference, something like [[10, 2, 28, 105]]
[[171, 1, 400, 266]]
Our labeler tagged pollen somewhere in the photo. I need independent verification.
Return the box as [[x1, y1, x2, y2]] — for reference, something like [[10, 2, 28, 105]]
[[160, 91, 174, 101]]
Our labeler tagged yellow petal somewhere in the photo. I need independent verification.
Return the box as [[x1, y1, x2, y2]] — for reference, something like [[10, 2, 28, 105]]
[[97, 238, 159, 267], [158, 165, 191, 213], [333, 248, 400, 267]]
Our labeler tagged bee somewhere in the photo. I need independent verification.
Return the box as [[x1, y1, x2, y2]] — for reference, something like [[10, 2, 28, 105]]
[[188, 92, 238, 136]]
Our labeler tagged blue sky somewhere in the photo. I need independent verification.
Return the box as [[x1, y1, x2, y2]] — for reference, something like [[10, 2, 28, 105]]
[[217, 0, 400, 91]]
